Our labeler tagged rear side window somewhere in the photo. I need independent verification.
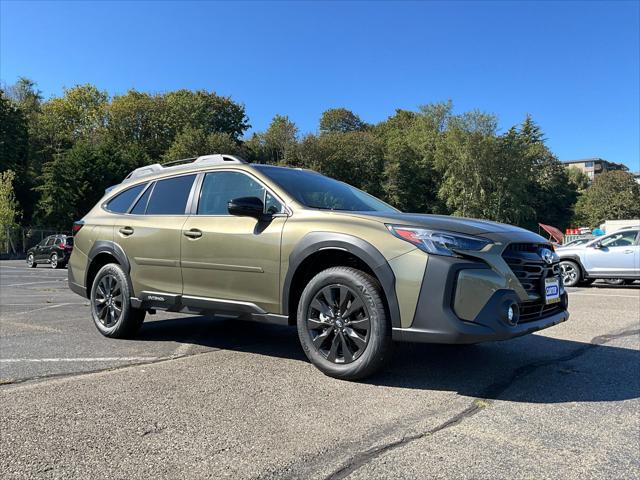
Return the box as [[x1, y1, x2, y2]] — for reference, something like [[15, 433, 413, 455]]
[[105, 183, 147, 213], [130, 185, 153, 215], [146, 175, 196, 215]]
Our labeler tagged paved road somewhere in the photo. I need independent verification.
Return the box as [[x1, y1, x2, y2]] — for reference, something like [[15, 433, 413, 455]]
[[1, 259, 639, 479]]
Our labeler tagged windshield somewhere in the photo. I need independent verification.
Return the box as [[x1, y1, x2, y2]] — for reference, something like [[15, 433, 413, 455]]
[[253, 165, 398, 213]]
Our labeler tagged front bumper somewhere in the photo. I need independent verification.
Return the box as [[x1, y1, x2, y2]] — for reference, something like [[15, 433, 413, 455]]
[[392, 255, 569, 344]]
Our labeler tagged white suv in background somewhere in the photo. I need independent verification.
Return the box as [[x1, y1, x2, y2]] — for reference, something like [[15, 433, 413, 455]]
[[558, 228, 640, 287]]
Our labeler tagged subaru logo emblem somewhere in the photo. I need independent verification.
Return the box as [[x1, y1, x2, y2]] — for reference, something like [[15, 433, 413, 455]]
[[539, 248, 555, 265]]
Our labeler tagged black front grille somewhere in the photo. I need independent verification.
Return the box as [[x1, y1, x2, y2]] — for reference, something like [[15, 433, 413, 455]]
[[518, 299, 564, 323], [502, 243, 560, 295], [502, 243, 564, 323]]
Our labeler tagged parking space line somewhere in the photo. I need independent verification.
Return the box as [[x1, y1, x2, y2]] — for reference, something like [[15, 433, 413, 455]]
[[1, 303, 81, 316], [0, 357, 162, 363], [3, 280, 66, 287], [569, 292, 639, 299]]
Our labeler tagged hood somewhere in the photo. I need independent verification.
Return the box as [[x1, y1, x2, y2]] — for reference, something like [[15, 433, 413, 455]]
[[340, 211, 548, 244]]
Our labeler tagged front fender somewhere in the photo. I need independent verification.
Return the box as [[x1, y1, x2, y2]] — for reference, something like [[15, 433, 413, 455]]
[[282, 232, 402, 328]]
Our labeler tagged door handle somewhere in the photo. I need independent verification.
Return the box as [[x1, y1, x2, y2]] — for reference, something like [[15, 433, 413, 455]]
[[119, 226, 134, 236], [183, 229, 203, 239], [624, 250, 633, 254]]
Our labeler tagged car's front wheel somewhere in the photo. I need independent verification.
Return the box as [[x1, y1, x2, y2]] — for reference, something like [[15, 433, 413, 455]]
[[90, 263, 145, 338], [560, 260, 582, 287], [297, 266, 392, 380], [26, 253, 36, 268]]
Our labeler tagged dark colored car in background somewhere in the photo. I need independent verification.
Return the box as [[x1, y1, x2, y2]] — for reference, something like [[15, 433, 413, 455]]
[[26, 235, 74, 269]]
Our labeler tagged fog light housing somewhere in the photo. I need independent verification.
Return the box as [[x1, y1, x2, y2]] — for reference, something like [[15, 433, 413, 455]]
[[504, 301, 519, 326]]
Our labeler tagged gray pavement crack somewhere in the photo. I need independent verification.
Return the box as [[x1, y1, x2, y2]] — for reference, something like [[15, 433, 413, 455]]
[[322, 327, 640, 480]]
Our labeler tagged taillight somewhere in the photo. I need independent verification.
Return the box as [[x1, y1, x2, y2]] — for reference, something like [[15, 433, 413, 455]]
[[72, 221, 84, 235]]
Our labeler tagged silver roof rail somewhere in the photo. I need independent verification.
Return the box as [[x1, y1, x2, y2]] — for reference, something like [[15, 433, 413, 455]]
[[122, 154, 248, 183]]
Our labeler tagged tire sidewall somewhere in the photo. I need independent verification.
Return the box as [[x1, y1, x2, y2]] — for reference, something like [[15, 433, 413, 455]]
[[90, 263, 134, 337], [297, 267, 391, 380]]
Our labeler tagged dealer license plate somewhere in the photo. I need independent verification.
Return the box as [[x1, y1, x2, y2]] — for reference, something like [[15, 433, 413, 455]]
[[544, 277, 561, 304]]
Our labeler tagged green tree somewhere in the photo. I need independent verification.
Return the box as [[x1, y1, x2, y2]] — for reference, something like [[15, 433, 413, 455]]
[[35, 141, 148, 229], [163, 127, 242, 161], [0, 170, 21, 254], [566, 166, 590, 192], [164, 89, 249, 141], [262, 115, 299, 163], [516, 116, 578, 230], [296, 131, 385, 197], [0, 91, 32, 221], [0, 170, 20, 228], [574, 170, 640, 227], [435, 112, 534, 224], [107, 90, 171, 159], [319, 108, 367, 134]]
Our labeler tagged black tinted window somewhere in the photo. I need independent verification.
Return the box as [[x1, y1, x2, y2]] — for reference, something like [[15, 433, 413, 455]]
[[198, 171, 267, 215], [253, 165, 396, 212], [146, 175, 196, 215], [130, 184, 152, 215], [106, 184, 146, 213]]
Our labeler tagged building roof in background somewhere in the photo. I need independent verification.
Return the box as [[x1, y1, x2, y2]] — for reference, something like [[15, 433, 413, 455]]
[[562, 158, 628, 170]]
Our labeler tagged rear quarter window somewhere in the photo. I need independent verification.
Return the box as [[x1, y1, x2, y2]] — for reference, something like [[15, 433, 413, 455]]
[[105, 183, 147, 213]]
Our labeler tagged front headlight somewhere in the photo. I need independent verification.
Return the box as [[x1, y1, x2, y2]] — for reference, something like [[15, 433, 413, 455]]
[[387, 225, 491, 257]]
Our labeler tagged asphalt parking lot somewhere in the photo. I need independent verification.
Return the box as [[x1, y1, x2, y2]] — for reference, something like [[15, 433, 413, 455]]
[[1, 259, 639, 479]]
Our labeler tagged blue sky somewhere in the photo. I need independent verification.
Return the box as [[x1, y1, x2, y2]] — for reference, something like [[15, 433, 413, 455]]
[[1, 1, 639, 170]]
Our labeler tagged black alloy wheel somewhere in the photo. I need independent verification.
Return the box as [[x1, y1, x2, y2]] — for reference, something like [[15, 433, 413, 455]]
[[297, 266, 392, 380], [306, 284, 371, 364], [93, 273, 123, 328]]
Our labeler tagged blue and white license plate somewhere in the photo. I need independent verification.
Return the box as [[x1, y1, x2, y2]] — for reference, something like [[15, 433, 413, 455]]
[[544, 277, 561, 304]]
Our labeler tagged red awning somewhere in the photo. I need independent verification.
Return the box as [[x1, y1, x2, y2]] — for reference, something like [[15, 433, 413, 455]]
[[539, 223, 564, 243]]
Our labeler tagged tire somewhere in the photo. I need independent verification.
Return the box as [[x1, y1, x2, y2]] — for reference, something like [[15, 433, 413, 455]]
[[560, 260, 582, 287], [90, 263, 145, 338], [297, 266, 392, 380], [50, 253, 61, 269], [26, 254, 36, 268]]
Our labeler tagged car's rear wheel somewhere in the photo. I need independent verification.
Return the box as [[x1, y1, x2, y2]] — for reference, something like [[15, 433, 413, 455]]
[[50, 253, 61, 269], [26, 254, 36, 268], [90, 263, 145, 338], [560, 260, 582, 287], [297, 266, 392, 380]]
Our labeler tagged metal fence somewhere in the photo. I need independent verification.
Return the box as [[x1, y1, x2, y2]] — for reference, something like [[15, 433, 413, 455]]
[[1, 226, 71, 259]]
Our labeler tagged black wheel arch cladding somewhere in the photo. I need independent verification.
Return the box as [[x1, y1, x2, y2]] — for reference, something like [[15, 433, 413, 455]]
[[283, 232, 402, 328]]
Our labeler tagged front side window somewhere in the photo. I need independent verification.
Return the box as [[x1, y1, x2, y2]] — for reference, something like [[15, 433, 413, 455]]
[[253, 165, 397, 213], [44, 237, 54, 247], [105, 183, 147, 213], [197, 171, 281, 215], [600, 231, 638, 247], [146, 175, 196, 215]]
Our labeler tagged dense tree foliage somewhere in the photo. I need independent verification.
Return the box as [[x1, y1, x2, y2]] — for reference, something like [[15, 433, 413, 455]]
[[574, 171, 640, 227], [1, 78, 633, 231]]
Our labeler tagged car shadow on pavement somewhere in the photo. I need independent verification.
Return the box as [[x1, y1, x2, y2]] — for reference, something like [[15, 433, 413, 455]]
[[135, 315, 640, 404]]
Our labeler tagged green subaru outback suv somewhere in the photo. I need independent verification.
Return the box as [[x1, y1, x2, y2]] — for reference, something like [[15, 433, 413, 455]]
[[68, 154, 569, 379]]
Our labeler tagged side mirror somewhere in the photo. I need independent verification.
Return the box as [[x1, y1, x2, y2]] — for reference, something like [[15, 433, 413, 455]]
[[228, 196, 265, 220], [593, 241, 602, 249]]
